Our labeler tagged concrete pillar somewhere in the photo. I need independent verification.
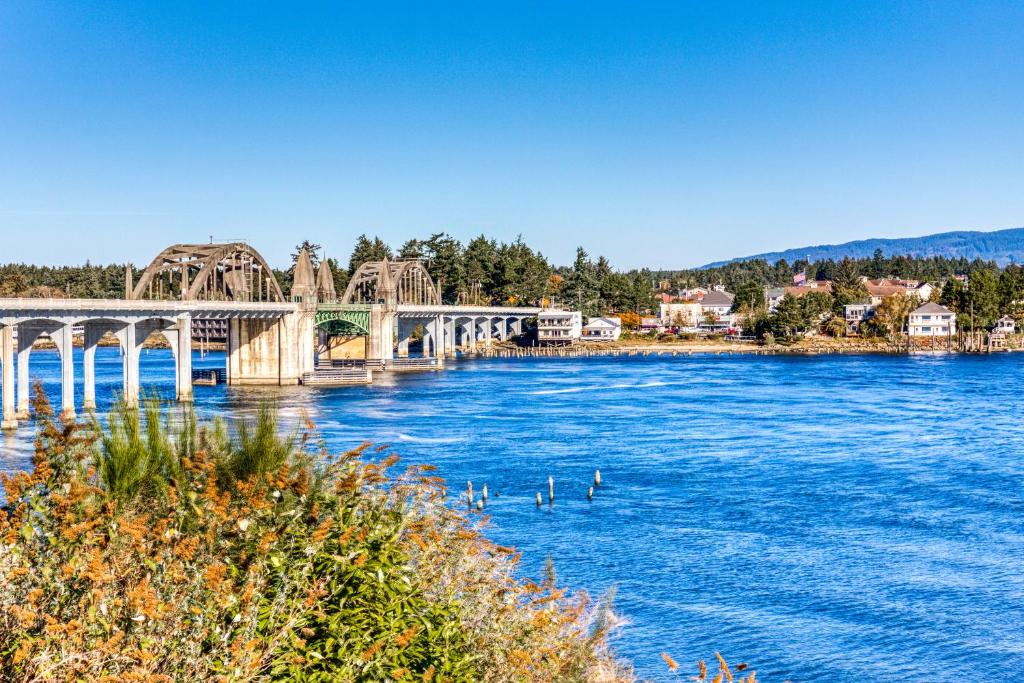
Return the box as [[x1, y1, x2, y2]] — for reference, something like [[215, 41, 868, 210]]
[[397, 319, 410, 357], [16, 325, 40, 419], [421, 320, 432, 358], [50, 323, 76, 420], [82, 324, 106, 411], [445, 318, 456, 357], [483, 317, 493, 348], [467, 318, 477, 352], [118, 322, 140, 408], [434, 316, 445, 367], [176, 314, 193, 402], [1, 326, 16, 430]]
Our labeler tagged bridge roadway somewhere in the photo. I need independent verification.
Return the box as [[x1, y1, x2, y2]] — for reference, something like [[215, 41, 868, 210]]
[[0, 297, 540, 430]]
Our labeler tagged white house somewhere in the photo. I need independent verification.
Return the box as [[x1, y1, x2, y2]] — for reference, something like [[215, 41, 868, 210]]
[[537, 309, 582, 345], [908, 302, 957, 337], [582, 317, 622, 341], [992, 315, 1016, 334], [698, 290, 735, 331], [659, 301, 702, 329]]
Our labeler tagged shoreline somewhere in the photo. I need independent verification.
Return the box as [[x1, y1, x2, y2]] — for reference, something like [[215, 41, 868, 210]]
[[475, 338, 1023, 357]]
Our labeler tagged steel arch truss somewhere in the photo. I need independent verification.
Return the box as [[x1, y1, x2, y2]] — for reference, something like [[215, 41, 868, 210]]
[[341, 260, 440, 306], [131, 243, 285, 302], [315, 306, 371, 335]]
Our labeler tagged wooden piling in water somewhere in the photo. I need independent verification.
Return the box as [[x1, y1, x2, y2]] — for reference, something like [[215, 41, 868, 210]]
[[548, 476, 554, 503]]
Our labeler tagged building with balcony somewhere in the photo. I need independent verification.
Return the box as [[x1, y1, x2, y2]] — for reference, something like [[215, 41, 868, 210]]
[[908, 302, 956, 337], [582, 317, 622, 341], [537, 309, 582, 345]]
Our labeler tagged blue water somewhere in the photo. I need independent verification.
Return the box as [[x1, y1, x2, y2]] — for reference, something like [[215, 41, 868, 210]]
[[3, 348, 1024, 682]]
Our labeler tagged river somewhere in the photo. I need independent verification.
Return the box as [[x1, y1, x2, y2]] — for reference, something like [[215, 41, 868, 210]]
[[2, 348, 1023, 682]]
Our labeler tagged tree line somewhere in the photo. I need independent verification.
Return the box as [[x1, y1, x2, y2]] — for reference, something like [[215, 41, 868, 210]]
[[0, 235, 657, 317], [660, 248, 1002, 293]]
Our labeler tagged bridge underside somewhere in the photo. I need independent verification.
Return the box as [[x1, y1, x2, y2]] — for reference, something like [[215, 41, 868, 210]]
[[1, 295, 543, 430]]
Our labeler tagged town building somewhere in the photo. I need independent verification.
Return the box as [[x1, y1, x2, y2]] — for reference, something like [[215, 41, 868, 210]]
[[537, 309, 582, 345], [908, 302, 957, 337], [765, 287, 786, 311], [582, 317, 622, 341], [677, 287, 707, 301], [844, 303, 877, 332], [640, 317, 663, 334], [862, 279, 933, 306], [659, 301, 702, 329], [698, 290, 735, 331], [992, 315, 1016, 334]]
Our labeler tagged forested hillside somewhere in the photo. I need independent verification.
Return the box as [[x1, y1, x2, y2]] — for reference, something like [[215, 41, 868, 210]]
[[702, 226, 1024, 268]]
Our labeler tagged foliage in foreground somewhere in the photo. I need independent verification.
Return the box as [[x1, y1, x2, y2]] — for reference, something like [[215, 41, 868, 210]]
[[0, 387, 632, 682]]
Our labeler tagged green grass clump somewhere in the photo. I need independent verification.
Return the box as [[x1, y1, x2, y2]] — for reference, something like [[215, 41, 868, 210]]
[[0, 386, 633, 682]]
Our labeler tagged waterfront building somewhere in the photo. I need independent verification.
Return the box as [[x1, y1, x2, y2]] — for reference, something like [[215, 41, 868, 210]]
[[659, 301, 701, 329], [992, 315, 1016, 334], [908, 302, 957, 337], [640, 317, 662, 334], [582, 317, 622, 341], [537, 309, 582, 345], [698, 290, 735, 332], [844, 302, 877, 332]]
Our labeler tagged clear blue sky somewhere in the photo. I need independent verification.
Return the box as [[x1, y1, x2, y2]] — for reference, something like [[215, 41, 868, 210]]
[[1, 1, 1021, 269]]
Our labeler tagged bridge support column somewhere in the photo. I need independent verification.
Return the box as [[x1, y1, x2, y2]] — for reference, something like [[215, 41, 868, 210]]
[[50, 323, 76, 420], [445, 319, 455, 357], [82, 324, 107, 411], [467, 319, 477, 353], [1, 326, 16, 430], [16, 326, 36, 419], [175, 315, 193, 402], [117, 322, 140, 408], [397, 319, 410, 357], [432, 315, 445, 366], [482, 317, 493, 348]]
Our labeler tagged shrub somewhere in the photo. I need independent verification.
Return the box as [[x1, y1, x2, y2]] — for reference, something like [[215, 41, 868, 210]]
[[0, 387, 632, 682]]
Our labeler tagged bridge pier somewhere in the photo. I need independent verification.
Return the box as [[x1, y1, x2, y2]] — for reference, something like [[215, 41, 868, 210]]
[[50, 323, 76, 419], [227, 309, 314, 386], [1, 326, 15, 430], [397, 319, 411, 358], [482, 317, 493, 348], [444, 319, 455, 357], [116, 322, 141, 408], [82, 323, 109, 411], [162, 315, 193, 402]]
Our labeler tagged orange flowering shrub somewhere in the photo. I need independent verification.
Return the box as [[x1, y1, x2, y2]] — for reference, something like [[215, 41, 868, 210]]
[[0, 387, 634, 682]]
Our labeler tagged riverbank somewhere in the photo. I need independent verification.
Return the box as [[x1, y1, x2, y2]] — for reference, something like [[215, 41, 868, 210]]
[[476, 335, 1022, 358]]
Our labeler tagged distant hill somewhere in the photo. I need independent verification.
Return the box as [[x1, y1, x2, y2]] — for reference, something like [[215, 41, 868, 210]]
[[701, 226, 1024, 268]]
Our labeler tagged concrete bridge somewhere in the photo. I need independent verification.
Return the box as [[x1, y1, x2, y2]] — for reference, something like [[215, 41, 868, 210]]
[[0, 242, 545, 430]]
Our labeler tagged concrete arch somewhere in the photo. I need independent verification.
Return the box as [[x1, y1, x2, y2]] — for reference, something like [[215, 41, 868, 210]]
[[132, 242, 285, 302], [342, 260, 440, 306]]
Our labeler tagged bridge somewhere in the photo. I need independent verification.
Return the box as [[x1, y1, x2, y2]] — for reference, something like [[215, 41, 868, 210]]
[[0, 242, 546, 430]]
